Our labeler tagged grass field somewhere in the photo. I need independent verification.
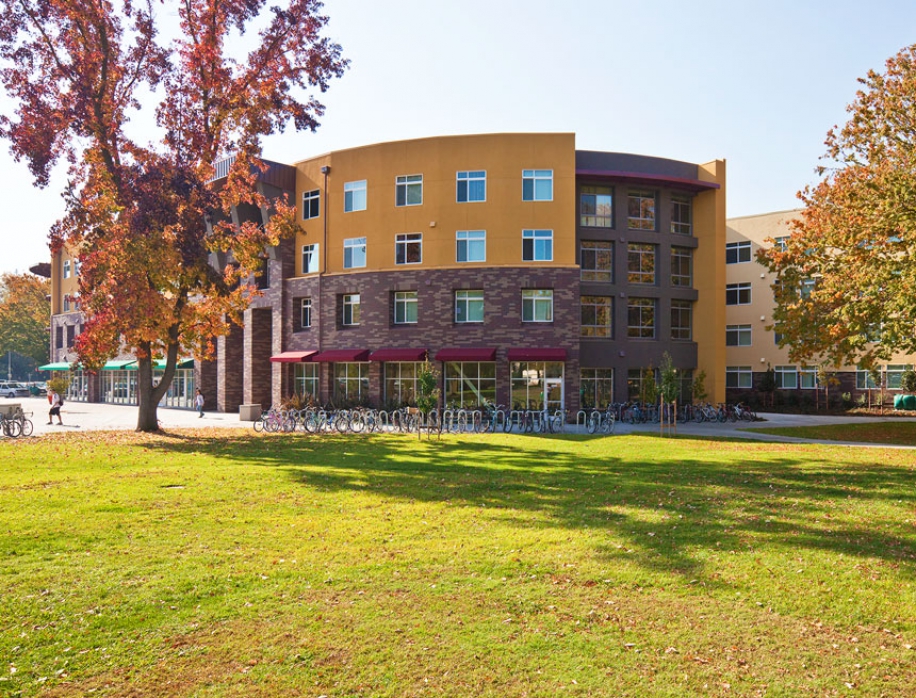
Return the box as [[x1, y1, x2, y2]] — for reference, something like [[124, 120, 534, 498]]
[[2, 429, 915, 697], [749, 420, 916, 446]]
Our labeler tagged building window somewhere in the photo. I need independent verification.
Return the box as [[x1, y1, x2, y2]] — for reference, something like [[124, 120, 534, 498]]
[[580, 368, 614, 409], [455, 290, 484, 323], [344, 237, 366, 269], [302, 243, 319, 274], [300, 297, 312, 329], [774, 236, 789, 252], [800, 366, 817, 389], [342, 293, 360, 326], [580, 240, 613, 282], [456, 230, 486, 263], [627, 298, 656, 339], [63, 260, 71, 279], [522, 229, 553, 262], [726, 241, 752, 264], [302, 188, 320, 220], [256, 256, 270, 290], [628, 190, 656, 230], [856, 368, 878, 390], [344, 180, 367, 212], [393, 291, 418, 324], [580, 185, 613, 227], [294, 363, 319, 398], [457, 170, 486, 202], [396, 174, 423, 207], [522, 289, 553, 323], [384, 362, 423, 406], [445, 361, 496, 408], [627, 243, 656, 284], [726, 282, 751, 305], [726, 324, 752, 346], [671, 195, 692, 234], [581, 295, 612, 337], [334, 362, 370, 403], [522, 169, 553, 201], [775, 365, 798, 389], [886, 364, 913, 390], [726, 366, 753, 389], [671, 300, 692, 341], [395, 233, 422, 265], [671, 247, 693, 286], [62, 295, 71, 312], [511, 361, 564, 411]]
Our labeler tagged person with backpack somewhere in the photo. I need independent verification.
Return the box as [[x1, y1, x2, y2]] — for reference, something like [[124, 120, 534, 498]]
[[48, 389, 64, 426]]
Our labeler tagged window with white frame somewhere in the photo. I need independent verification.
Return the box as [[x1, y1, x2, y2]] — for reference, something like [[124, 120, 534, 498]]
[[580, 240, 613, 282], [63, 260, 71, 279], [671, 194, 692, 234], [726, 241, 752, 264], [671, 247, 692, 286], [302, 243, 319, 274], [627, 190, 656, 230], [726, 366, 753, 389], [300, 297, 312, 329], [384, 362, 423, 406], [627, 298, 656, 338], [341, 293, 360, 326], [775, 365, 798, 389], [294, 363, 319, 398], [393, 291, 418, 324], [344, 180, 367, 212], [522, 229, 553, 261], [671, 300, 692, 341], [456, 230, 486, 263], [726, 282, 751, 305], [63, 294, 71, 312], [580, 185, 613, 227], [580, 368, 614, 409], [800, 366, 817, 389], [774, 236, 789, 252], [444, 361, 496, 408], [395, 233, 422, 265], [522, 289, 553, 322], [457, 170, 486, 202], [627, 243, 656, 284], [726, 324, 752, 346], [395, 174, 423, 206], [522, 169, 553, 201], [581, 295, 612, 337], [856, 367, 878, 390], [302, 189, 320, 220], [455, 290, 484, 323], [334, 362, 369, 403], [886, 364, 913, 389], [344, 237, 366, 269]]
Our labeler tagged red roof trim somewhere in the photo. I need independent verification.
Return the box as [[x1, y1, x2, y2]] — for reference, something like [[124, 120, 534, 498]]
[[270, 350, 318, 363], [312, 349, 371, 362], [368, 348, 428, 362]]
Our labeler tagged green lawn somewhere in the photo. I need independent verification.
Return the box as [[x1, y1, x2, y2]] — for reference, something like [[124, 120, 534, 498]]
[[2, 430, 915, 697], [749, 420, 916, 446]]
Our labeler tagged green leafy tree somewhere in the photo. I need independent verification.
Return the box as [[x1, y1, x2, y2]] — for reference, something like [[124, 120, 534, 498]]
[[0, 273, 50, 366], [691, 369, 708, 404], [758, 45, 916, 372], [658, 353, 679, 404]]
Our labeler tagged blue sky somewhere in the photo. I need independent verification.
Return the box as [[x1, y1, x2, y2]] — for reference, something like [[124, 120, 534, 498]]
[[2, 0, 915, 274]]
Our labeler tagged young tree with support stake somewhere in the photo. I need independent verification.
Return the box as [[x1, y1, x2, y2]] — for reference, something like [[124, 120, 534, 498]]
[[758, 45, 916, 376], [0, 0, 347, 431]]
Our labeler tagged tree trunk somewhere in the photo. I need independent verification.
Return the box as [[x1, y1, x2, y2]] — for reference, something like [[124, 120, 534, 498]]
[[134, 343, 180, 432]]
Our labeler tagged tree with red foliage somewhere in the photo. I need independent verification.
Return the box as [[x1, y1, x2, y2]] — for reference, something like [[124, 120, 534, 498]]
[[0, 0, 347, 431]]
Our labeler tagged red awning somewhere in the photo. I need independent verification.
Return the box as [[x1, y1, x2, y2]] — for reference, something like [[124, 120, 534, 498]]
[[312, 349, 371, 362], [435, 347, 497, 362], [369, 348, 427, 362], [507, 348, 567, 362], [270, 350, 318, 363]]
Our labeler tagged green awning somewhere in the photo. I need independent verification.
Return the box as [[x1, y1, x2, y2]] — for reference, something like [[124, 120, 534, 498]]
[[152, 358, 195, 370], [102, 360, 137, 370], [37, 362, 75, 371]]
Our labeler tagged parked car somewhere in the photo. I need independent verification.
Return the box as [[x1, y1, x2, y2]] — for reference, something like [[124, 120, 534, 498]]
[[0, 381, 31, 398]]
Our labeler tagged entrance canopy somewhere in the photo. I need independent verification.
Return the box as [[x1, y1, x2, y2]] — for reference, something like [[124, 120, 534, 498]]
[[435, 347, 497, 362], [507, 348, 567, 362], [312, 349, 370, 362], [270, 350, 318, 363], [368, 348, 427, 362], [37, 362, 73, 371]]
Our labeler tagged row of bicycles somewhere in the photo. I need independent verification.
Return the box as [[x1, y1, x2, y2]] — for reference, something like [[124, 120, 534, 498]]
[[252, 404, 570, 435], [578, 401, 757, 430], [1, 407, 34, 438]]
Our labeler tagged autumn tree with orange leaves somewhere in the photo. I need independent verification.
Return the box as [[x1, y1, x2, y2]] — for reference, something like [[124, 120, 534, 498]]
[[0, 0, 346, 431], [759, 45, 916, 375]]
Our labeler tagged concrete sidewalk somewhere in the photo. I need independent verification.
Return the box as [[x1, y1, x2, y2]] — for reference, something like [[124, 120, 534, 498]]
[[3, 396, 914, 447]]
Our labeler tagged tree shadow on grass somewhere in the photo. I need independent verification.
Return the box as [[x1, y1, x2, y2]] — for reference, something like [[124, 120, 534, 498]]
[[137, 430, 916, 582]]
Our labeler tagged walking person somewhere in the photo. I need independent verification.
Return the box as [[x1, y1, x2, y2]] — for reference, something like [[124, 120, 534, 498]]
[[48, 389, 64, 426], [195, 389, 205, 418]]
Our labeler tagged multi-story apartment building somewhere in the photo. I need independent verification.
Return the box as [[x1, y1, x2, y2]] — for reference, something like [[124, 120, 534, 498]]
[[726, 210, 915, 403], [43, 133, 727, 413]]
